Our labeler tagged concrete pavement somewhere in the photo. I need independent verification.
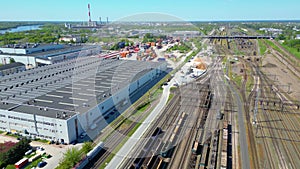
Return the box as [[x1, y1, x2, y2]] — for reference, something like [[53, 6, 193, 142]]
[[226, 79, 251, 169]]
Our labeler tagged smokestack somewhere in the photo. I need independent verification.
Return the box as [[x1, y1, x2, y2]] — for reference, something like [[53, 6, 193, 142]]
[[106, 17, 108, 24], [88, 4, 92, 24]]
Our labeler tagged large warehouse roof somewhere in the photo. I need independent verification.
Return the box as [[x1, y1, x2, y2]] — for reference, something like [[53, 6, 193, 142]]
[[0, 56, 165, 119]]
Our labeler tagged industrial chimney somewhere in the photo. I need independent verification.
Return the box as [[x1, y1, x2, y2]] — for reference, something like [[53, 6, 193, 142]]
[[88, 4, 92, 26]]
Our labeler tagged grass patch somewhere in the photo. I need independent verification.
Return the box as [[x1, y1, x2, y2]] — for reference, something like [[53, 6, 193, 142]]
[[258, 40, 267, 55], [222, 56, 228, 64], [170, 86, 177, 91], [5, 165, 15, 169], [24, 157, 43, 169], [232, 75, 243, 88], [167, 93, 174, 103], [127, 123, 142, 137], [0, 130, 4, 134], [25, 152, 37, 158], [33, 138, 49, 143], [231, 41, 245, 55], [246, 74, 254, 96], [265, 40, 283, 54], [6, 133, 19, 138], [99, 153, 114, 169], [281, 44, 300, 60], [184, 48, 200, 63], [136, 102, 150, 114], [152, 87, 163, 100]]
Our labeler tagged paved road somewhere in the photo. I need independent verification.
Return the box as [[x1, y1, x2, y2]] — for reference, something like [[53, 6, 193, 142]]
[[226, 79, 251, 169]]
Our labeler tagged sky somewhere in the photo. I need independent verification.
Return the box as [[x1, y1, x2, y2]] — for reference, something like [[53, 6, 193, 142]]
[[0, 0, 299, 21]]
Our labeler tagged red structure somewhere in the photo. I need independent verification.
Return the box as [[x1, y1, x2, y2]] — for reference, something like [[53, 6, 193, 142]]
[[88, 4, 92, 23]]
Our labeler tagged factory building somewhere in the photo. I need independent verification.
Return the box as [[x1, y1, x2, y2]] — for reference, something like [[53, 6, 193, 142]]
[[0, 56, 167, 143], [170, 31, 200, 38], [0, 44, 101, 68], [0, 62, 26, 76]]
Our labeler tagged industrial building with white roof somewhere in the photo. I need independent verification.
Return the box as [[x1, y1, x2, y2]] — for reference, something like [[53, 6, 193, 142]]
[[0, 43, 101, 68], [0, 55, 167, 143]]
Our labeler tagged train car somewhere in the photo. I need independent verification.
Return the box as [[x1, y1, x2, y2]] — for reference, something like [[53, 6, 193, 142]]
[[221, 151, 227, 168], [173, 126, 179, 134], [86, 142, 104, 160], [177, 118, 183, 125], [169, 133, 176, 143], [222, 139, 228, 152], [200, 144, 209, 167], [223, 129, 228, 140], [103, 52, 119, 59], [195, 155, 201, 169], [192, 141, 199, 154], [152, 127, 162, 137], [97, 52, 119, 59], [223, 121, 228, 129], [73, 157, 89, 169]]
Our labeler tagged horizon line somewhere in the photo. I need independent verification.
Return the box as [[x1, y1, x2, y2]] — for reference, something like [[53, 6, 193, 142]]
[[0, 19, 300, 23]]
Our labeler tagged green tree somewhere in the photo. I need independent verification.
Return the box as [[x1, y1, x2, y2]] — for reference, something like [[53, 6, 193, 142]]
[[81, 142, 93, 154], [277, 34, 286, 40], [9, 58, 15, 63], [56, 147, 81, 169], [0, 138, 31, 168]]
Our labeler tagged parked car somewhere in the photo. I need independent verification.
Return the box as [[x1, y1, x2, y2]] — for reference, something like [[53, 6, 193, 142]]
[[25, 149, 33, 156], [37, 161, 47, 168]]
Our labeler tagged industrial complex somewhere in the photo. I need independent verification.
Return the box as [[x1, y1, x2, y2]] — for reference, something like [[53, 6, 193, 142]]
[[0, 55, 167, 143], [0, 43, 101, 68], [1, 7, 300, 168]]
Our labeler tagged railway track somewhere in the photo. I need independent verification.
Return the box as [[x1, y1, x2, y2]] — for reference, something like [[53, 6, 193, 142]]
[[88, 99, 159, 169], [259, 80, 291, 168], [119, 93, 182, 169], [164, 83, 209, 169], [240, 61, 259, 169], [255, 65, 300, 168], [167, 100, 202, 169], [262, 39, 300, 79], [119, 80, 212, 169]]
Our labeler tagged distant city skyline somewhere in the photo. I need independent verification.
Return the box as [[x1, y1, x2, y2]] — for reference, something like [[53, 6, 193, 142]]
[[0, 0, 299, 21]]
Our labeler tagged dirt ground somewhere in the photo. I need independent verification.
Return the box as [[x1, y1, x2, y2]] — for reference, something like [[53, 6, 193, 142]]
[[261, 53, 300, 100]]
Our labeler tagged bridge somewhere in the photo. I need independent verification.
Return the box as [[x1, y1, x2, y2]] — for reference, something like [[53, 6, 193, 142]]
[[200, 35, 274, 39]]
